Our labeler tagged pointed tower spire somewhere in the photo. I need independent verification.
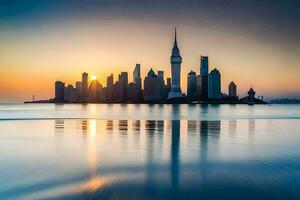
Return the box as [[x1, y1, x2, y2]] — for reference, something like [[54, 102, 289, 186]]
[[172, 27, 179, 50], [175, 27, 177, 43]]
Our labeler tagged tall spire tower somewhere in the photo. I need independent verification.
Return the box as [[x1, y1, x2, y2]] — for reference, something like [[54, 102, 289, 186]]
[[168, 28, 183, 99]]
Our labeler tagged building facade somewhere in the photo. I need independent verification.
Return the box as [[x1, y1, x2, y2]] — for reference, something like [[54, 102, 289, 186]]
[[208, 68, 221, 99], [133, 64, 141, 89], [144, 69, 164, 101], [200, 56, 209, 100], [168, 28, 183, 99], [106, 74, 114, 101], [55, 81, 65, 102], [229, 81, 237, 97], [81, 72, 89, 101], [187, 70, 197, 98]]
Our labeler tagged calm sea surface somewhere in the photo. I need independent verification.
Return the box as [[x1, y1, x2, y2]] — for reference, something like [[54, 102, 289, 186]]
[[1, 104, 300, 199]]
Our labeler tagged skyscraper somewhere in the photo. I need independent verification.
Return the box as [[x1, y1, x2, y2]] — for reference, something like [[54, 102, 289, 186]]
[[81, 72, 88, 101], [64, 84, 76, 102], [133, 64, 141, 89], [187, 70, 197, 98], [143, 69, 164, 101], [229, 81, 237, 97], [196, 75, 202, 98], [208, 68, 221, 99], [55, 81, 65, 102], [200, 56, 209, 100], [88, 80, 103, 102], [75, 81, 82, 99], [168, 28, 183, 99], [157, 70, 165, 98], [106, 74, 114, 101]]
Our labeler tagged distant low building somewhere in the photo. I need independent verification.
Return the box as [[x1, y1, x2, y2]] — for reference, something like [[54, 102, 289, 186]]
[[239, 87, 266, 104], [229, 81, 237, 97]]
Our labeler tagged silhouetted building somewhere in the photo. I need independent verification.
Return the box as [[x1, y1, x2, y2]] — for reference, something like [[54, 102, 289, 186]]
[[196, 75, 202, 98], [75, 81, 82, 99], [55, 81, 65, 102], [143, 69, 164, 102], [200, 56, 209, 100], [127, 83, 141, 102], [64, 84, 76, 102], [247, 87, 256, 104], [168, 28, 183, 99], [208, 68, 221, 99], [166, 77, 171, 95], [120, 72, 128, 100], [187, 70, 197, 98], [88, 80, 103, 102], [239, 87, 266, 104], [229, 81, 237, 97], [81, 72, 89, 101], [133, 64, 141, 90], [113, 72, 128, 102], [157, 70, 166, 98], [106, 74, 114, 101]]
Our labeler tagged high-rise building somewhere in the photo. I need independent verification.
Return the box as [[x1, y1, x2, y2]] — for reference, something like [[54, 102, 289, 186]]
[[229, 81, 237, 97], [143, 69, 164, 101], [200, 56, 209, 76], [157, 70, 165, 98], [133, 64, 142, 100], [75, 81, 82, 99], [200, 56, 209, 100], [106, 74, 114, 101], [166, 77, 172, 96], [208, 68, 221, 99], [168, 28, 183, 99], [187, 70, 197, 98], [120, 72, 128, 86], [64, 84, 77, 102], [120, 72, 128, 101], [133, 64, 141, 89], [55, 81, 65, 102], [81, 72, 89, 101], [196, 75, 202, 98], [88, 80, 103, 102], [114, 72, 128, 102], [127, 83, 141, 102], [158, 71, 164, 79]]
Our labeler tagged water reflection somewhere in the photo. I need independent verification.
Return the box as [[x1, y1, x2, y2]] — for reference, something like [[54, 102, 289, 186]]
[[229, 120, 237, 135], [106, 120, 113, 131], [118, 120, 128, 132], [171, 120, 180, 194], [132, 120, 140, 131], [29, 118, 300, 199]]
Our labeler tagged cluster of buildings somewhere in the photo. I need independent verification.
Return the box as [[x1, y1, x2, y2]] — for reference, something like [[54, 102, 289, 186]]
[[54, 29, 264, 104]]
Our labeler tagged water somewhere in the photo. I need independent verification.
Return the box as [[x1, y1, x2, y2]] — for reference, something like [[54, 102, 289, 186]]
[[1, 104, 300, 199]]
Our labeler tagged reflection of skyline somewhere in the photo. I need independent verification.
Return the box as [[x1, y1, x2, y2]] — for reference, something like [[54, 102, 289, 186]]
[[171, 120, 180, 192], [53, 118, 224, 196]]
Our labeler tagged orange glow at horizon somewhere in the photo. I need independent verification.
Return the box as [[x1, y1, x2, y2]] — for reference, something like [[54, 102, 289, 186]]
[[0, 21, 299, 102]]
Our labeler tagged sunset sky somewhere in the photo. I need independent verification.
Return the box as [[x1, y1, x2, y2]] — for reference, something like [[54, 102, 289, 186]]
[[0, 0, 299, 102]]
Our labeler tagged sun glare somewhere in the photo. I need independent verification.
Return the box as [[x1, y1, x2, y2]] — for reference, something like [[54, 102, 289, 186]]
[[91, 75, 97, 80]]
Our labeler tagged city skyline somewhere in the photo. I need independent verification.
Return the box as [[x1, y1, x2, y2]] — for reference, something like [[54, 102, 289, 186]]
[[0, 0, 300, 102]]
